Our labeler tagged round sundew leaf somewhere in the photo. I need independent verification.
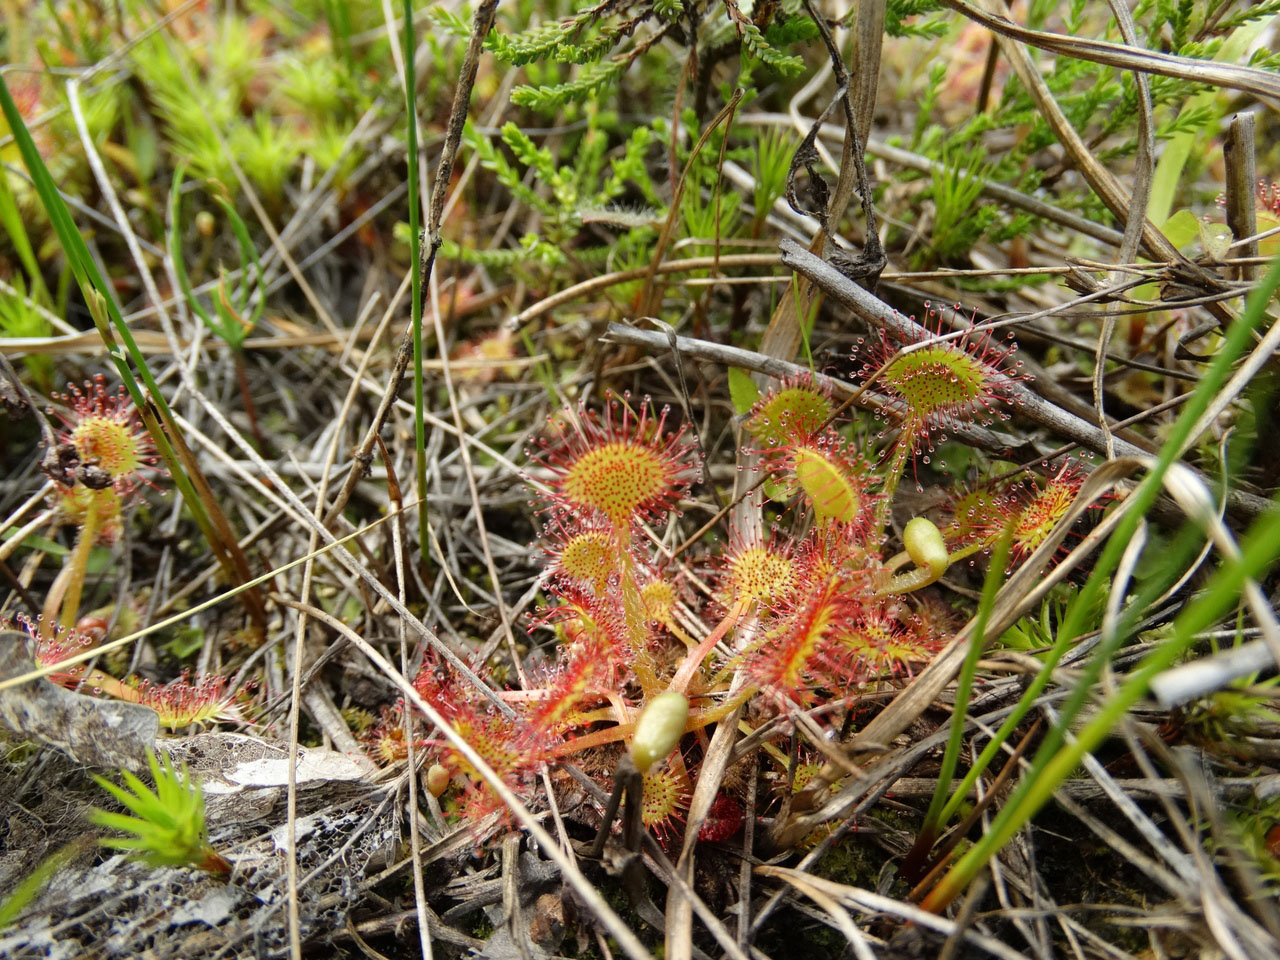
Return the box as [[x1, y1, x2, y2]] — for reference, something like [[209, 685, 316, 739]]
[[834, 615, 934, 676], [723, 545, 794, 606], [72, 417, 148, 479], [850, 306, 1026, 459], [51, 375, 159, 497], [641, 763, 689, 838], [641, 579, 677, 620], [792, 447, 860, 524], [1012, 473, 1079, 556], [536, 399, 699, 527], [746, 383, 833, 448], [946, 485, 1011, 547], [884, 345, 989, 415], [562, 441, 670, 525], [557, 530, 616, 587]]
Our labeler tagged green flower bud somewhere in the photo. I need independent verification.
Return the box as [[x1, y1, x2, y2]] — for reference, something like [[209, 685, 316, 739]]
[[904, 517, 949, 577], [630, 691, 689, 773]]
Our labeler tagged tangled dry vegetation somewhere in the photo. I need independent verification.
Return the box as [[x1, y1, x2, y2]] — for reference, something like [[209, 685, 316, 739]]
[[4, 1, 1280, 958]]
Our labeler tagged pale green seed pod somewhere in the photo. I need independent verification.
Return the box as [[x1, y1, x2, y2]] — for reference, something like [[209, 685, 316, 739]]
[[630, 691, 689, 773], [903, 516, 949, 577]]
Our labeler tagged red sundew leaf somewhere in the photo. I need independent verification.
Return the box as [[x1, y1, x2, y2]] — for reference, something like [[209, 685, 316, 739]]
[[698, 792, 744, 843], [758, 428, 878, 530], [744, 375, 836, 449], [641, 761, 691, 843], [850, 302, 1028, 457], [362, 704, 410, 766], [530, 580, 642, 676], [942, 481, 1022, 550], [49, 374, 160, 496], [519, 651, 602, 744], [942, 459, 1101, 570], [20, 614, 96, 687], [1007, 462, 1090, 564], [134, 671, 247, 729], [540, 512, 621, 593], [529, 394, 701, 528], [716, 530, 798, 610], [821, 604, 944, 684], [413, 655, 538, 787], [746, 574, 866, 702]]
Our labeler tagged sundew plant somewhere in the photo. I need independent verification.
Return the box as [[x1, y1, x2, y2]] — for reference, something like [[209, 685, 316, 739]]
[[367, 313, 1092, 846]]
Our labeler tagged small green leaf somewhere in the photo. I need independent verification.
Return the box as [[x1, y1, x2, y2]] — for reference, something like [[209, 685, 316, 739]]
[[728, 368, 759, 415], [1199, 221, 1233, 261], [1161, 208, 1201, 251], [86, 546, 114, 576], [1, 530, 67, 556]]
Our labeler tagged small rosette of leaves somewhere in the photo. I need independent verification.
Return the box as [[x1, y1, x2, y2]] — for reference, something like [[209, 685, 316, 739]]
[[90, 750, 230, 879], [943, 461, 1095, 569], [414, 661, 529, 787]]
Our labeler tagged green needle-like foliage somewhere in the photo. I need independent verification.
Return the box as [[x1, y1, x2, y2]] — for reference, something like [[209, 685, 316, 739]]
[[90, 750, 230, 879]]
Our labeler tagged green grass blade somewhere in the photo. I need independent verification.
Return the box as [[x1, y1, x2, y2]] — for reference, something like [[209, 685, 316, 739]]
[[404, 0, 428, 565], [921, 254, 1280, 911], [167, 166, 220, 336], [920, 529, 1011, 837], [211, 193, 265, 326], [0, 157, 48, 303], [0, 840, 85, 928], [2, 74, 265, 633]]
